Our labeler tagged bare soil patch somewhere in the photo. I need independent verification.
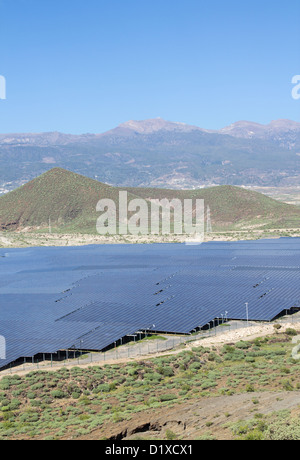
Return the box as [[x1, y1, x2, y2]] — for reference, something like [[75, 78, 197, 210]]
[[77, 391, 300, 440]]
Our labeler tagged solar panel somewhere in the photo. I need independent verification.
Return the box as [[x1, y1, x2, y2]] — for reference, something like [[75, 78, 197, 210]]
[[0, 238, 300, 369]]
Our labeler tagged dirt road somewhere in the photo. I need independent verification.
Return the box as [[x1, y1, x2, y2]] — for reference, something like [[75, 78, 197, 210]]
[[1, 321, 299, 380]]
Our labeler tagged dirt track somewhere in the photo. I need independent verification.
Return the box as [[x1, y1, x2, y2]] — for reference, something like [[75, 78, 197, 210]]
[[1, 321, 299, 380], [186, 322, 300, 349]]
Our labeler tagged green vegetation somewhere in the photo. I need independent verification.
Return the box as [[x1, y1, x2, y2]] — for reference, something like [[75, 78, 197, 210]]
[[229, 410, 300, 440], [1, 168, 300, 234], [0, 331, 299, 440]]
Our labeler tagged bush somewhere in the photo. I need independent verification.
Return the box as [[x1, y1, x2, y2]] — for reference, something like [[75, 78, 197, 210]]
[[245, 384, 255, 393], [94, 384, 111, 393], [222, 345, 235, 353], [158, 366, 174, 377], [189, 362, 202, 372], [236, 341, 251, 349], [224, 350, 245, 361], [165, 429, 177, 440], [285, 328, 298, 337], [31, 383, 44, 391], [144, 372, 162, 382], [127, 368, 138, 377], [0, 383, 10, 391], [243, 429, 264, 440], [207, 353, 218, 361], [159, 394, 178, 402], [281, 380, 294, 391], [51, 390, 66, 399], [9, 399, 21, 410], [264, 418, 300, 440], [280, 367, 290, 374], [201, 380, 217, 390]]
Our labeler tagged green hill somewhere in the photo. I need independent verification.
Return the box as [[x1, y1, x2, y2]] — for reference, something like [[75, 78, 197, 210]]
[[0, 168, 299, 234], [0, 168, 145, 233]]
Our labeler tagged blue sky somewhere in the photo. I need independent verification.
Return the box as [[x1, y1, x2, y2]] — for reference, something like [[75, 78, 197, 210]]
[[0, 0, 299, 133]]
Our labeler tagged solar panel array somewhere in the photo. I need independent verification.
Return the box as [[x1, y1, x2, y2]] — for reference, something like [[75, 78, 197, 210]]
[[0, 238, 299, 369]]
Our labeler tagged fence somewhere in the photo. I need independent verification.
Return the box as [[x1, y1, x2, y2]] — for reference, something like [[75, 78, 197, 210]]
[[1, 313, 300, 377]]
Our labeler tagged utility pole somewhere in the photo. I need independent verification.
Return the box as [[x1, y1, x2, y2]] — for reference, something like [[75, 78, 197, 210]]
[[206, 205, 212, 233], [245, 302, 249, 327]]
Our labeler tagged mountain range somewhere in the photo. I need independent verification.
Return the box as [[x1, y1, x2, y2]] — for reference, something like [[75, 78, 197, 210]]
[[1, 118, 300, 193]]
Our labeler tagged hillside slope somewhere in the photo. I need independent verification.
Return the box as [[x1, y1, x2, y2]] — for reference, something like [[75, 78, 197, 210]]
[[0, 168, 140, 233], [0, 168, 299, 233]]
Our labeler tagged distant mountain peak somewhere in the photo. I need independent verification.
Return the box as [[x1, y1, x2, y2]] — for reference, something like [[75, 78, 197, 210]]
[[1, 118, 300, 194], [268, 119, 300, 130], [116, 118, 203, 134], [220, 119, 300, 141]]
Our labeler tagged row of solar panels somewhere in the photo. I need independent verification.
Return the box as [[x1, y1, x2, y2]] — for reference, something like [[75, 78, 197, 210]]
[[0, 238, 299, 369]]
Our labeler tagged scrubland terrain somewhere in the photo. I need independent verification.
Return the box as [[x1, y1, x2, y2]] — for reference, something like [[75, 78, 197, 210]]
[[1, 228, 300, 249], [1, 167, 300, 440], [0, 324, 299, 440]]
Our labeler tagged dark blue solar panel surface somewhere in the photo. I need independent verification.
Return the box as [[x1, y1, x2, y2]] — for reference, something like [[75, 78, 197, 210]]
[[0, 238, 300, 369]]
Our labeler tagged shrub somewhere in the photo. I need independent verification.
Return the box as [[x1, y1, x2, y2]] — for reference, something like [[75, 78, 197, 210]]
[[201, 380, 217, 390], [158, 366, 174, 377], [165, 429, 177, 440], [127, 368, 138, 377], [9, 399, 21, 410], [207, 353, 218, 361], [243, 429, 264, 440], [281, 380, 294, 391], [273, 324, 282, 332], [31, 383, 44, 391], [145, 373, 162, 382], [159, 394, 178, 402], [0, 383, 10, 391], [189, 362, 202, 372], [285, 328, 298, 337], [280, 367, 290, 374], [51, 390, 66, 399], [224, 350, 245, 361], [236, 341, 251, 349], [222, 345, 235, 353], [0, 398, 10, 407], [94, 384, 111, 393], [264, 417, 300, 440]]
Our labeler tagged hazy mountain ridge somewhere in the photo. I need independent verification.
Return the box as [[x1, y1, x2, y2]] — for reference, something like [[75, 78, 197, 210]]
[[2, 118, 299, 145], [1, 118, 300, 192], [220, 119, 300, 149]]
